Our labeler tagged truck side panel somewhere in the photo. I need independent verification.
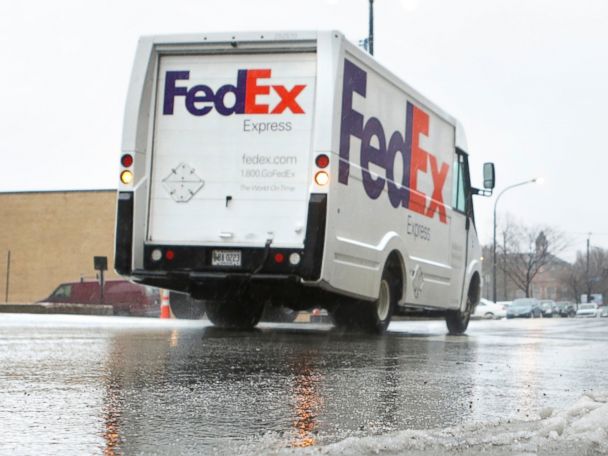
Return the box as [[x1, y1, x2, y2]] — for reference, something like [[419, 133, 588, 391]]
[[324, 49, 458, 308]]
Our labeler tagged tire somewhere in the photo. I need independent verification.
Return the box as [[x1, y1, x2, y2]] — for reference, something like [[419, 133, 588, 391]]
[[261, 304, 299, 323], [484, 312, 495, 320], [446, 286, 474, 335], [169, 292, 206, 319], [331, 266, 397, 334], [205, 294, 264, 329]]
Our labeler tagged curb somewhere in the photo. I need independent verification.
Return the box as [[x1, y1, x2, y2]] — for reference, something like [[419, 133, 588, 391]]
[[0, 303, 113, 316]]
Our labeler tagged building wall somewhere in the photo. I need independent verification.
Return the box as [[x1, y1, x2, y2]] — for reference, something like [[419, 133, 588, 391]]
[[481, 245, 575, 302], [0, 190, 119, 303]]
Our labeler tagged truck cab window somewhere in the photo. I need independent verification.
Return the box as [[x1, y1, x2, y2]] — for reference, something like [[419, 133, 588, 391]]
[[452, 154, 467, 213]]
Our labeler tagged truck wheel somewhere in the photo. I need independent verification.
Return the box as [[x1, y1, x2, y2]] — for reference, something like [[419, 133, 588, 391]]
[[261, 304, 299, 323], [446, 286, 474, 335], [205, 296, 264, 329], [169, 292, 206, 319], [331, 267, 397, 334]]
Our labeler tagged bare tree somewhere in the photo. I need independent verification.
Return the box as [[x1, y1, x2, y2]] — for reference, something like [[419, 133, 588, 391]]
[[501, 223, 568, 298], [587, 247, 608, 300], [560, 261, 584, 303], [565, 247, 608, 302]]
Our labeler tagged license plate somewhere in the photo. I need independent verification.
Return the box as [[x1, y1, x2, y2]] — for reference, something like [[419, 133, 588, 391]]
[[211, 250, 241, 267]]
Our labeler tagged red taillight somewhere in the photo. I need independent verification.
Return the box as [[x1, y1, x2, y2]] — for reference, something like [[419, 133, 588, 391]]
[[121, 154, 134, 167], [165, 250, 175, 261], [274, 253, 285, 264], [315, 154, 329, 169]]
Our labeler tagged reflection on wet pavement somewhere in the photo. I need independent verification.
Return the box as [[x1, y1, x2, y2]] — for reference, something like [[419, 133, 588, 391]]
[[290, 355, 322, 448], [0, 315, 606, 455], [102, 375, 122, 456]]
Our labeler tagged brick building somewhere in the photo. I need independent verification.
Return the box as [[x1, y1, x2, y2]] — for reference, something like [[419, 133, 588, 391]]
[[0, 190, 119, 303], [481, 245, 574, 301]]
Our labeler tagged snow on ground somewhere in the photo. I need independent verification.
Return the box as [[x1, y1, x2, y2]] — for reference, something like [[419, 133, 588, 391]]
[[254, 392, 608, 456]]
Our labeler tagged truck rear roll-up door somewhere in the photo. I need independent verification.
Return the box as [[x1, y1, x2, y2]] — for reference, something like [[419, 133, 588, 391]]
[[147, 52, 317, 249]]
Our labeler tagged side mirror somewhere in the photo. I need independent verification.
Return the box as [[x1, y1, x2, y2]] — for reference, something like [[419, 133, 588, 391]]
[[483, 162, 495, 190]]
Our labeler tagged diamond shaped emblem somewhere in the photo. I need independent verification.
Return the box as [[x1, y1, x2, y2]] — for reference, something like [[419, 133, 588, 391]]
[[162, 163, 205, 203], [411, 265, 424, 299]]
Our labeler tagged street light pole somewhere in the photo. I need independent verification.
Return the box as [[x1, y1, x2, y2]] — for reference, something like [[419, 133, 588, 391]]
[[586, 234, 591, 300], [492, 178, 539, 302], [368, 0, 374, 55]]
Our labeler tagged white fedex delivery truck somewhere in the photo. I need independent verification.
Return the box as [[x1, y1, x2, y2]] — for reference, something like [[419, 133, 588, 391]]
[[115, 31, 495, 333]]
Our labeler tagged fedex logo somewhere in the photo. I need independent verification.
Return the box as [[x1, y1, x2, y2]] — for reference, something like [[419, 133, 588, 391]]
[[163, 69, 306, 116], [339, 60, 449, 224]]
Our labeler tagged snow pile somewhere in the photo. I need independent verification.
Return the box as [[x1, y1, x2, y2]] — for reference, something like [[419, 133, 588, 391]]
[[263, 392, 608, 456]]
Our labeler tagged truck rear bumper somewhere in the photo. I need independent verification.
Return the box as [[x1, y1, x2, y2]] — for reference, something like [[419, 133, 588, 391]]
[[132, 269, 296, 282], [129, 269, 334, 308], [131, 269, 300, 299]]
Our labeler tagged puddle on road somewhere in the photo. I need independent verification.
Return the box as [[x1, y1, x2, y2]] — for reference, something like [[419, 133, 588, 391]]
[[0, 315, 605, 455]]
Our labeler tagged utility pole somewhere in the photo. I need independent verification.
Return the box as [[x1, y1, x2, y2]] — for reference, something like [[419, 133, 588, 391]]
[[492, 178, 539, 302], [586, 233, 591, 300], [502, 231, 507, 301]]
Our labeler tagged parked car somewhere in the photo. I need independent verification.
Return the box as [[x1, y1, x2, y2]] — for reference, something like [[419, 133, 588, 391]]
[[311, 307, 331, 323], [472, 298, 506, 319], [576, 303, 599, 318], [600, 307, 608, 318], [41, 280, 160, 317], [556, 301, 577, 317], [497, 301, 512, 310], [539, 300, 557, 318], [506, 298, 542, 319]]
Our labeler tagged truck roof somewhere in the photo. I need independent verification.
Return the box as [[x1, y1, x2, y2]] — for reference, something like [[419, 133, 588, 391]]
[[131, 30, 468, 152]]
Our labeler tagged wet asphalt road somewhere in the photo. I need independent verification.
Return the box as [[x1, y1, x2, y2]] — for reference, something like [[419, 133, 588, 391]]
[[0, 314, 607, 455]]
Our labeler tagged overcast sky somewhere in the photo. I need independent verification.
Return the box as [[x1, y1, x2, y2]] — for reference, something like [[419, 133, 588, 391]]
[[1, 0, 607, 260]]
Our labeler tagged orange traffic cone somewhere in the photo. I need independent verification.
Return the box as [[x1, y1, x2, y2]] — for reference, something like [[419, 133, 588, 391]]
[[160, 289, 171, 319]]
